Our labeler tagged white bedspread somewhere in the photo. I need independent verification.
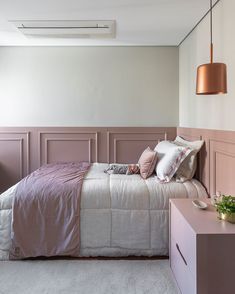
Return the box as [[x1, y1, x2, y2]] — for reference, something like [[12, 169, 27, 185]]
[[0, 163, 207, 260]]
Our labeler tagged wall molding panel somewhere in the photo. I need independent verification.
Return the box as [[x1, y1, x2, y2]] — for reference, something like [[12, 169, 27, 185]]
[[178, 127, 235, 196], [107, 128, 175, 163], [2, 126, 234, 196], [0, 131, 29, 192], [39, 131, 99, 166], [0, 127, 176, 192]]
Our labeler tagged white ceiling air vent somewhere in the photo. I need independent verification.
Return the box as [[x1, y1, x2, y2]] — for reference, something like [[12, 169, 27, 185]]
[[9, 20, 116, 39]]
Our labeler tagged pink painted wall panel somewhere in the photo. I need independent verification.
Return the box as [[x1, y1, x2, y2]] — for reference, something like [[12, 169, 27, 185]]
[[1, 126, 235, 197], [107, 128, 175, 163], [0, 127, 176, 193], [114, 139, 156, 163], [210, 139, 235, 196], [39, 131, 99, 165], [46, 140, 91, 164], [215, 153, 235, 195], [0, 140, 22, 191], [178, 127, 235, 196], [0, 131, 29, 193]]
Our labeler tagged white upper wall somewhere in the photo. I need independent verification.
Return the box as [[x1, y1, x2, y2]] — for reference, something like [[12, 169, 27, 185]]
[[179, 0, 235, 131], [0, 46, 179, 127]]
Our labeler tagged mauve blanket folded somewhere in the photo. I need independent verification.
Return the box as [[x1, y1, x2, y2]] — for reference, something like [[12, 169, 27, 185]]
[[10, 162, 90, 259]]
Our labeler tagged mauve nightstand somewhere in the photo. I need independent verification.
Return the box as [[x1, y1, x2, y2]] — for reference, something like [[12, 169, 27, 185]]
[[170, 198, 235, 294]]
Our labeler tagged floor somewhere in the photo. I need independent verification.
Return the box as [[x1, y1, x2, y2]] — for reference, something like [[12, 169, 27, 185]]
[[0, 259, 180, 294]]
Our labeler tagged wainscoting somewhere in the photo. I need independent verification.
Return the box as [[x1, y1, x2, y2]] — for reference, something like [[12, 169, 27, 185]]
[[0, 127, 176, 193], [0, 131, 29, 192], [178, 127, 235, 196], [1, 126, 235, 196]]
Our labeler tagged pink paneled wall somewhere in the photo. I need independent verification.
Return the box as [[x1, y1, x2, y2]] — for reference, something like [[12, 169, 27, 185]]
[[178, 127, 235, 196], [0, 127, 176, 193], [1, 126, 235, 197]]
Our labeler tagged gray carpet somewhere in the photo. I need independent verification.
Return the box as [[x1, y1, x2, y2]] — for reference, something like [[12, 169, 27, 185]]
[[0, 260, 180, 294]]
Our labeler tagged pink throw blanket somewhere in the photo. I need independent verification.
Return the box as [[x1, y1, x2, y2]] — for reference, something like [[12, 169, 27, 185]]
[[10, 162, 90, 259]]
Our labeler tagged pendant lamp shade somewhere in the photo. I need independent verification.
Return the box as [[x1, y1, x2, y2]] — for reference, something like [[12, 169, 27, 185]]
[[196, 0, 227, 95], [196, 62, 227, 95]]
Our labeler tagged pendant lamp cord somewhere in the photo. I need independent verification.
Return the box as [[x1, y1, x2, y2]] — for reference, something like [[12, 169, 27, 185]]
[[210, 0, 213, 63]]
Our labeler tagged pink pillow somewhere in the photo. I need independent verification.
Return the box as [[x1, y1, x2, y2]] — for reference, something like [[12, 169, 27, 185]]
[[138, 147, 158, 179]]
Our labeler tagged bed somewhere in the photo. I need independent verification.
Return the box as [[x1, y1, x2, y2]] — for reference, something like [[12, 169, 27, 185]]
[[0, 163, 207, 260]]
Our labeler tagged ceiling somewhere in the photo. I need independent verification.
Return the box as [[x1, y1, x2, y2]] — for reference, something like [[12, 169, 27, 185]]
[[0, 0, 216, 46]]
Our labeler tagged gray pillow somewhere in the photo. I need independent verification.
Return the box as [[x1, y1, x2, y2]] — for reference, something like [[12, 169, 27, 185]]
[[104, 164, 128, 174]]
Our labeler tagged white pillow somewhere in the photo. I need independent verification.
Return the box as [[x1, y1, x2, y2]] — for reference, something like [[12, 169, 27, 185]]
[[174, 136, 204, 182], [154, 141, 192, 183]]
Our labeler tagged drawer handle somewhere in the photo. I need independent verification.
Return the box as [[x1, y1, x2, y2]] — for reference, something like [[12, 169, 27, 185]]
[[176, 243, 187, 266]]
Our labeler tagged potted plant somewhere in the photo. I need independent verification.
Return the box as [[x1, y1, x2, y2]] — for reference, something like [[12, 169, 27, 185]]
[[215, 195, 235, 223]]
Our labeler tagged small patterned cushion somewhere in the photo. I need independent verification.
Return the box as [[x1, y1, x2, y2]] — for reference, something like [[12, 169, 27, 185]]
[[126, 164, 140, 175], [104, 164, 140, 175], [104, 164, 128, 174]]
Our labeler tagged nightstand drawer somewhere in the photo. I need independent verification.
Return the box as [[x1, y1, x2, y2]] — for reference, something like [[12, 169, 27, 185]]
[[170, 199, 235, 294], [170, 203, 196, 278], [171, 235, 196, 294]]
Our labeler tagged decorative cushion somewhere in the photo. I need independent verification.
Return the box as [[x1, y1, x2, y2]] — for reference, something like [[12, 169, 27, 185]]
[[104, 164, 128, 174], [138, 147, 158, 179], [104, 164, 140, 175], [126, 164, 140, 175], [154, 141, 192, 182], [174, 136, 204, 182]]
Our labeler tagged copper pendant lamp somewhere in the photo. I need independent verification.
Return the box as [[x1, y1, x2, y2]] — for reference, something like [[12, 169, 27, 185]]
[[196, 0, 227, 95]]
